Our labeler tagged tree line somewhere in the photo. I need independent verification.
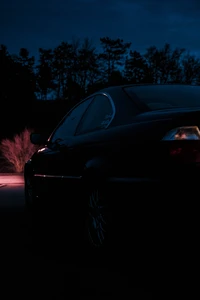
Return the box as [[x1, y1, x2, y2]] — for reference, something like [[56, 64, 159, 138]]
[[1, 37, 200, 106]]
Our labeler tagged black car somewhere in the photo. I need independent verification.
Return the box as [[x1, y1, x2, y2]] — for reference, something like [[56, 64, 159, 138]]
[[24, 84, 200, 257]]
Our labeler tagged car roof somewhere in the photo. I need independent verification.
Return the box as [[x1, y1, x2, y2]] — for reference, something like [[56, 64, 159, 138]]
[[88, 84, 148, 127], [98, 83, 200, 94], [98, 83, 200, 110], [83, 84, 200, 128]]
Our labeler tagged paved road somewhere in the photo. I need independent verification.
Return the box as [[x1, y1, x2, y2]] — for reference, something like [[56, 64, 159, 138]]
[[0, 184, 151, 299]]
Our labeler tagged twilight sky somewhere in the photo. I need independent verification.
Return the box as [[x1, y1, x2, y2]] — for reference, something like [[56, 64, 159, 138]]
[[1, 0, 200, 59]]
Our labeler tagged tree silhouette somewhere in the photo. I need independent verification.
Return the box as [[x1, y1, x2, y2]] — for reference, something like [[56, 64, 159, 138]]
[[77, 38, 100, 94], [124, 50, 147, 83], [167, 47, 185, 83], [2, 38, 200, 147], [52, 42, 73, 100], [36, 48, 54, 100], [18, 48, 35, 68], [12, 47, 36, 104], [1, 37, 200, 108], [0, 44, 36, 108], [156, 44, 185, 84], [0, 44, 11, 103], [99, 37, 131, 82], [182, 52, 200, 84]]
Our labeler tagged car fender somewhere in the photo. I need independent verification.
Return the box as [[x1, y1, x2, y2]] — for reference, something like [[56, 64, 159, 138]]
[[24, 159, 34, 177], [83, 156, 112, 182]]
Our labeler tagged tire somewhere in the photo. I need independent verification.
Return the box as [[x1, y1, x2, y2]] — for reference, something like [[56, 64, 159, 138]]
[[87, 187, 108, 247], [82, 182, 112, 266]]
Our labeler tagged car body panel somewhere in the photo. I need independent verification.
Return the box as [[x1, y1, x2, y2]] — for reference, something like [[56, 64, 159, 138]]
[[25, 84, 200, 200], [24, 83, 200, 261]]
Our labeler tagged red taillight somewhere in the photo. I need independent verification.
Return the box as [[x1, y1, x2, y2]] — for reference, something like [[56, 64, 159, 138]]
[[168, 142, 200, 163], [170, 147, 182, 156], [162, 126, 200, 163], [162, 126, 200, 141]]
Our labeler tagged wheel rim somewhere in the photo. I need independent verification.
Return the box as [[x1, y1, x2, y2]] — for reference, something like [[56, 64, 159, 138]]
[[88, 189, 106, 247]]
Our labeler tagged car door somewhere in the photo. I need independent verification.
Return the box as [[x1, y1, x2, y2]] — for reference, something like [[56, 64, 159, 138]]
[[33, 97, 94, 183], [34, 93, 116, 200]]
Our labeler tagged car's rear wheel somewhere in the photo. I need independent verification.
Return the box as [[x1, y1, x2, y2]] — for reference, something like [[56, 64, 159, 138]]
[[82, 182, 112, 265], [87, 188, 107, 248]]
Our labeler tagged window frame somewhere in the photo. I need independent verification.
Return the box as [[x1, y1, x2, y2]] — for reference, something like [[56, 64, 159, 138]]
[[48, 96, 94, 142], [74, 92, 116, 136]]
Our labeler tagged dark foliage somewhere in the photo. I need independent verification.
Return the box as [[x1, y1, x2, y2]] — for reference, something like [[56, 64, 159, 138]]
[[1, 38, 200, 139]]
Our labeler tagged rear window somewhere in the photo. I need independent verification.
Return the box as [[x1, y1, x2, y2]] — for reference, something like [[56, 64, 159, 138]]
[[124, 85, 200, 110]]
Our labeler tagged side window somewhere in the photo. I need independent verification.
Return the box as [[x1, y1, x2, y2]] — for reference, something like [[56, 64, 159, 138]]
[[75, 94, 114, 135], [50, 97, 93, 141]]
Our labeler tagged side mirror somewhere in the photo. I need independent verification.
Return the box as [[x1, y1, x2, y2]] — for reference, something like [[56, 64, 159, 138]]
[[30, 133, 48, 145]]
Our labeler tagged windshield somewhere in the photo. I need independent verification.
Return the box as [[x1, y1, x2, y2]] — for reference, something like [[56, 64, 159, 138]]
[[124, 85, 200, 110]]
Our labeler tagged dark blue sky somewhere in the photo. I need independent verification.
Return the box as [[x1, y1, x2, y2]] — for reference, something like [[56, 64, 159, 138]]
[[1, 0, 200, 59]]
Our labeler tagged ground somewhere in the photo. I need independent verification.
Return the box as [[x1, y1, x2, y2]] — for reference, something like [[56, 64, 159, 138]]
[[0, 183, 152, 298]]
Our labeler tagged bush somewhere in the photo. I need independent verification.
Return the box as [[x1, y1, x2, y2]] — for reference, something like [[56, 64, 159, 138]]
[[0, 128, 39, 173]]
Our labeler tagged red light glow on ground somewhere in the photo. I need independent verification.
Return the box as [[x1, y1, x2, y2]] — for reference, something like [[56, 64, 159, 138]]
[[0, 175, 24, 185]]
